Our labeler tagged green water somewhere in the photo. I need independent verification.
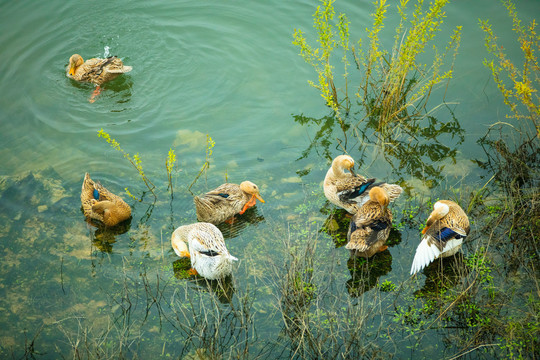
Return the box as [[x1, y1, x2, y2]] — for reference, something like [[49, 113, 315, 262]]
[[0, 0, 538, 358]]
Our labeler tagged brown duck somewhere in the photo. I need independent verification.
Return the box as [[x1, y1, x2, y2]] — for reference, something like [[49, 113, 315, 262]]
[[346, 187, 393, 257], [194, 181, 265, 225], [80, 173, 131, 227], [67, 54, 132, 85]]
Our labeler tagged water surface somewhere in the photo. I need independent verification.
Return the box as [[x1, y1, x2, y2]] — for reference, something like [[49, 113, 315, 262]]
[[0, 0, 537, 358]]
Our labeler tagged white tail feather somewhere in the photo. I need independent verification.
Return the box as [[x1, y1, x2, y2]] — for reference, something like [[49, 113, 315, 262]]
[[410, 237, 441, 275]]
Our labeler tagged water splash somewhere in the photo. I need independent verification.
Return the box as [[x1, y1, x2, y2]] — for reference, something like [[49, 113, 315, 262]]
[[104, 46, 110, 58]]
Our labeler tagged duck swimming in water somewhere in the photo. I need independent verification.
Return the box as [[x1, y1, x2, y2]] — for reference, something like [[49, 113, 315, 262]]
[[66, 53, 132, 102], [194, 181, 265, 225], [80, 173, 131, 227]]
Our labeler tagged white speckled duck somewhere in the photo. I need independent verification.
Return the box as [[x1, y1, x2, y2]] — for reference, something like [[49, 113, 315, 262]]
[[171, 222, 238, 280]]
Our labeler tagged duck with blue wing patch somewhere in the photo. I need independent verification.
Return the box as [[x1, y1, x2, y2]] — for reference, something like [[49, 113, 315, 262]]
[[346, 187, 393, 258], [324, 155, 403, 214], [80, 173, 131, 227], [194, 181, 265, 225], [410, 200, 470, 275]]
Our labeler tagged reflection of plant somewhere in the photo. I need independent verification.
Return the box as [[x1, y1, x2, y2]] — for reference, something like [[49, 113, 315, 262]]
[[97, 129, 156, 200], [479, 0, 539, 136]]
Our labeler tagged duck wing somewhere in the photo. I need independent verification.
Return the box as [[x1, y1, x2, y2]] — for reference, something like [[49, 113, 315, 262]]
[[410, 221, 468, 275], [337, 177, 376, 204]]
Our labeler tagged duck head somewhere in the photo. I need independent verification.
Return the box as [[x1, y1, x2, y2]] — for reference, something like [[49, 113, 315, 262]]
[[422, 201, 450, 234], [240, 181, 265, 203], [369, 186, 389, 210], [333, 155, 356, 176], [68, 54, 84, 76]]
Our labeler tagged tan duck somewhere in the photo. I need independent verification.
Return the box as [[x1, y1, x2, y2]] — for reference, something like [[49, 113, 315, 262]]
[[346, 187, 393, 257], [324, 155, 403, 214], [194, 181, 265, 224], [80, 173, 131, 227], [67, 54, 132, 85], [171, 222, 238, 280], [410, 200, 470, 275]]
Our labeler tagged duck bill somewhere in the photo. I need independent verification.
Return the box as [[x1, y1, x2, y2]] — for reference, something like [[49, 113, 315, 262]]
[[69, 65, 76, 76], [255, 193, 265, 203], [421, 225, 430, 235], [349, 167, 358, 177]]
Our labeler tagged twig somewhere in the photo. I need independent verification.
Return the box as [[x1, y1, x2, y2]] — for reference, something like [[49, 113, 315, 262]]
[[447, 343, 500, 360]]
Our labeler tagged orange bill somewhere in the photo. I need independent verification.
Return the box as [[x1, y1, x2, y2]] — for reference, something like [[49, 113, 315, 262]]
[[255, 193, 265, 203]]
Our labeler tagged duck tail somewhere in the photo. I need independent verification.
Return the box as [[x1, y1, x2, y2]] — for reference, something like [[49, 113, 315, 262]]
[[380, 183, 403, 202]]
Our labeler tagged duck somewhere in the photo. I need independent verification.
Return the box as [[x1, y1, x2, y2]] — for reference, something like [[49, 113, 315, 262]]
[[80, 173, 131, 227], [67, 54, 132, 85], [410, 200, 470, 275], [171, 222, 238, 280], [346, 187, 393, 257], [67, 54, 132, 102], [194, 181, 265, 225], [324, 154, 403, 214]]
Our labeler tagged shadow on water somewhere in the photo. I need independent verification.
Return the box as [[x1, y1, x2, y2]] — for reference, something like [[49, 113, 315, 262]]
[[345, 227, 402, 297], [413, 254, 467, 299], [172, 259, 237, 304], [67, 75, 133, 108], [346, 251, 393, 297], [473, 127, 539, 274], [320, 207, 351, 248]]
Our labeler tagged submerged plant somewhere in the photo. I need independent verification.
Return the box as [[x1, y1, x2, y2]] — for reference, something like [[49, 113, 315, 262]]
[[97, 129, 156, 200]]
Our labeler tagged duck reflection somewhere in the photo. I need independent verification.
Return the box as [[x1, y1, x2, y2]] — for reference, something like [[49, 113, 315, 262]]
[[345, 227, 401, 297], [346, 250, 392, 297], [67, 75, 133, 106], [216, 206, 265, 240], [413, 253, 467, 299], [172, 258, 236, 304], [87, 218, 131, 253]]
